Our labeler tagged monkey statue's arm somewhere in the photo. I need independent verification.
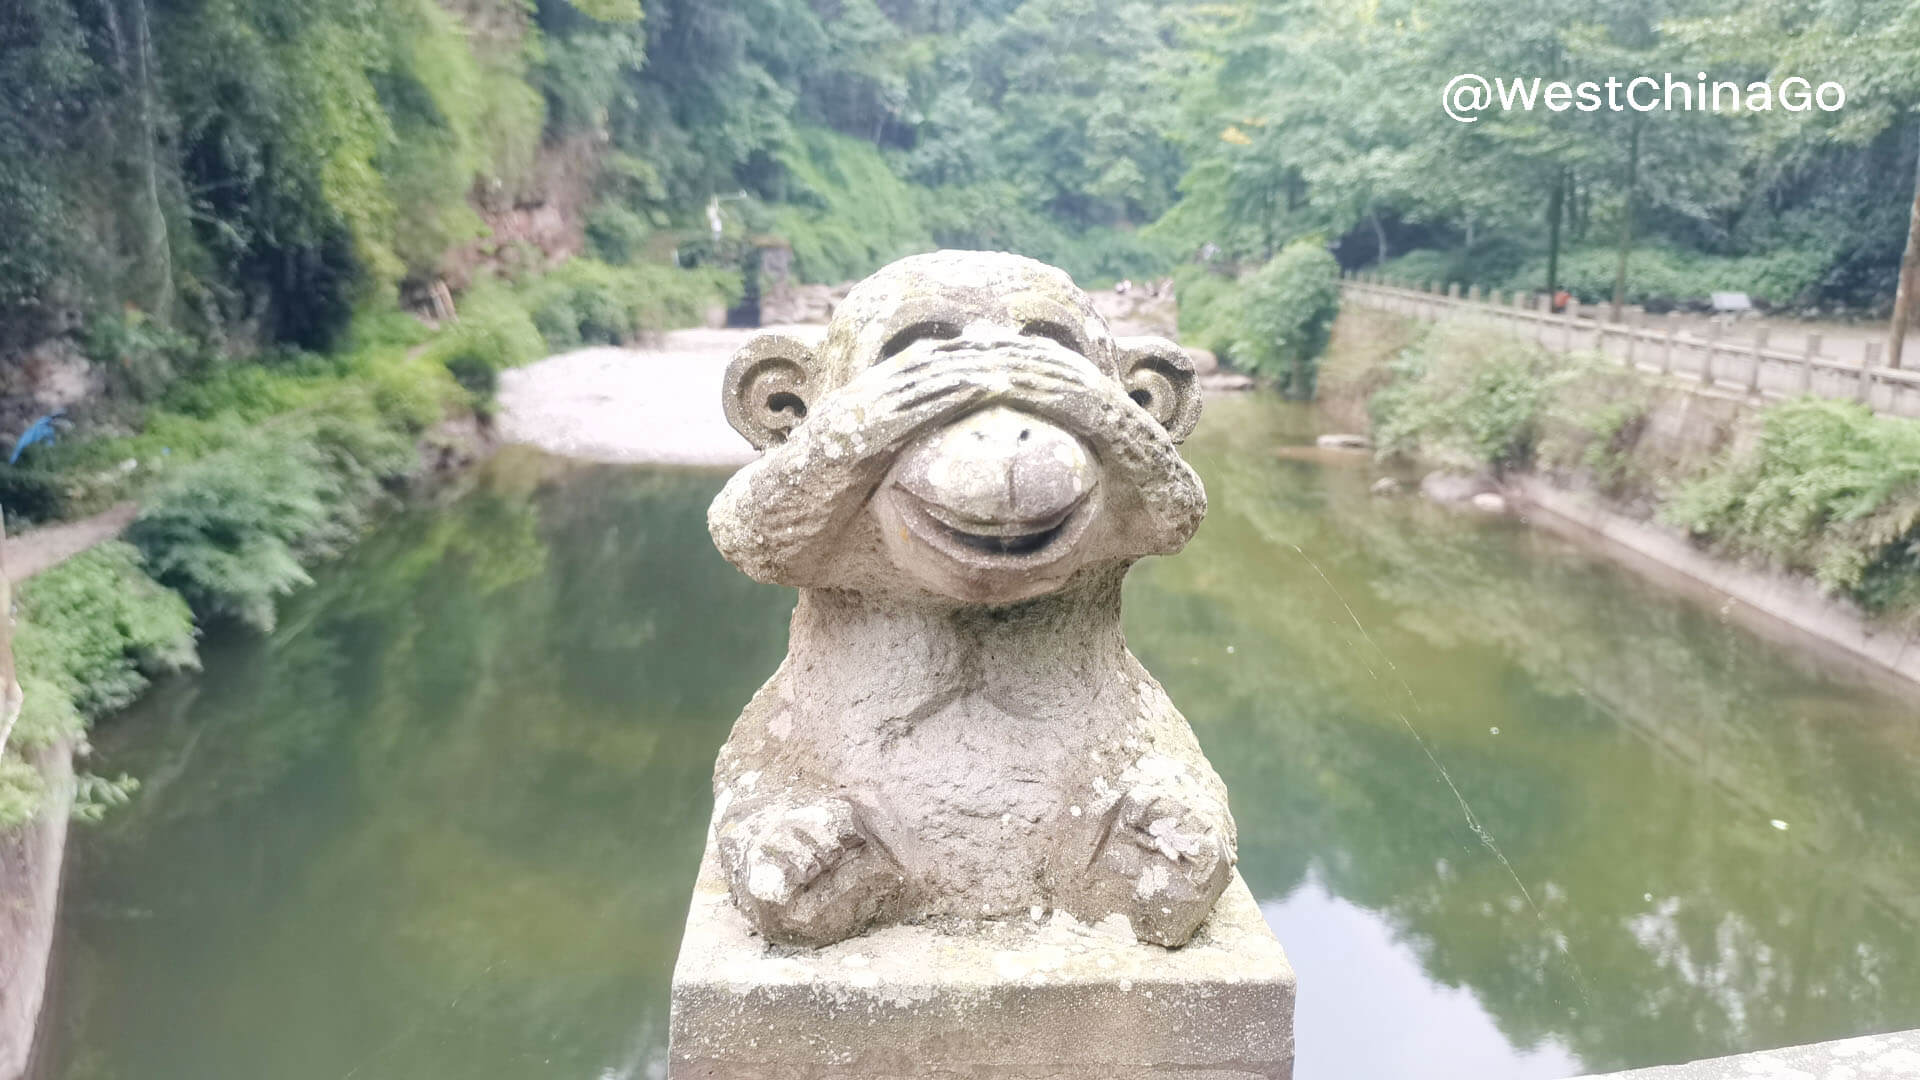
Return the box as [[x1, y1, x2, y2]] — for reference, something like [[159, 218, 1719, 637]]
[[993, 348, 1209, 553], [710, 702, 910, 948]]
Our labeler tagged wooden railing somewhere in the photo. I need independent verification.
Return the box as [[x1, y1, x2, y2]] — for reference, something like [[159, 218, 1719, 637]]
[[1340, 273, 1920, 420]]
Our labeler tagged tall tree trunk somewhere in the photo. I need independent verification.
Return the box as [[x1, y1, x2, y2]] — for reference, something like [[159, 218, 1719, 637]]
[[1612, 122, 1641, 321], [1888, 126, 1920, 370], [1370, 209, 1388, 266], [130, 0, 174, 321], [1545, 171, 1565, 297]]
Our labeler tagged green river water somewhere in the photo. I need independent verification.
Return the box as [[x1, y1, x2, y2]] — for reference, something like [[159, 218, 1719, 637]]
[[36, 395, 1920, 1079]]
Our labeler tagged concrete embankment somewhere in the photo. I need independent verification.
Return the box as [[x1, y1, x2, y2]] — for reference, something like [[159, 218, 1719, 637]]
[[1510, 477, 1920, 686], [0, 742, 72, 1079]]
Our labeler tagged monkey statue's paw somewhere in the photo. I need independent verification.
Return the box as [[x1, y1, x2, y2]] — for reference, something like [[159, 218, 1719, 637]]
[[1069, 755, 1237, 947], [715, 798, 906, 947]]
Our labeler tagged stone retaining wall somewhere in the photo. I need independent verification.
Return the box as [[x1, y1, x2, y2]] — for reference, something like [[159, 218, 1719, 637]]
[[0, 741, 73, 1080]]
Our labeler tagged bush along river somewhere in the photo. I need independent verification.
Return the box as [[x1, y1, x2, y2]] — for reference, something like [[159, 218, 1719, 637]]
[[32, 394, 1920, 1080]]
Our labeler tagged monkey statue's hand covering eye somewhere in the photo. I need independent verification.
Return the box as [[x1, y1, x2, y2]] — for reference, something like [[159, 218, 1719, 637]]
[[703, 251, 1234, 950], [710, 284, 1205, 595]]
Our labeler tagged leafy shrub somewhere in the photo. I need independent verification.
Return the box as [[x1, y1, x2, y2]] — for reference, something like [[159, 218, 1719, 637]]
[[11, 541, 197, 743], [1375, 238, 1534, 294], [1171, 243, 1341, 396], [1172, 264, 1242, 358], [1500, 245, 1830, 309], [0, 465, 71, 525], [363, 352, 461, 433], [127, 401, 417, 632], [521, 259, 734, 350], [1663, 399, 1920, 616], [1368, 322, 1645, 476], [0, 756, 44, 828], [423, 282, 545, 399], [161, 362, 332, 421], [128, 441, 329, 631], [84, 312, 209, 401], [1371, 330, 1551, 471], [1228, 241, 1342, 397], [585, 203, 655, 266]]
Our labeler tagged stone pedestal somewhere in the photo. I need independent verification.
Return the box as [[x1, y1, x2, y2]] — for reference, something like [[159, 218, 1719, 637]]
[[668, 845, 1296, 1080]]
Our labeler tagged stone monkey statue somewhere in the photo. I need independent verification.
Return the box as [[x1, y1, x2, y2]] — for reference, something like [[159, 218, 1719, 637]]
[[706, 251, 1235, 949]]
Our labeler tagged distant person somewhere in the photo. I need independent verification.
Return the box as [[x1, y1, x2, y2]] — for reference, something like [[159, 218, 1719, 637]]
[[1115, 279, 1132, 295], [1552, 289, 1571, 314]]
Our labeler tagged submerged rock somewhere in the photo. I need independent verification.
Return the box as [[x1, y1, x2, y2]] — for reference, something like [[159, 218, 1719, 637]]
[[1200, 371, 1255, 393], [1419, 469, 1489, 504], [1316, 433, 1371, 451]]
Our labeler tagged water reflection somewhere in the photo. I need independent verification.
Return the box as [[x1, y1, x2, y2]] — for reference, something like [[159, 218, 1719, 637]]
[[40, 400, 1920, 1080], [1264, 876, 1579, 1079]]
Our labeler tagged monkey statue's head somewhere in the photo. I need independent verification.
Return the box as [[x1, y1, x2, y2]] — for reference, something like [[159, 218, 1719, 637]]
[[711, 250, 1205, 606]]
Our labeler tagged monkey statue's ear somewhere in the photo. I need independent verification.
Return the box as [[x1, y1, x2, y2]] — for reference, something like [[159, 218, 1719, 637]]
[[1117, 336, 1203, 443], [723, 332, 819, 450]]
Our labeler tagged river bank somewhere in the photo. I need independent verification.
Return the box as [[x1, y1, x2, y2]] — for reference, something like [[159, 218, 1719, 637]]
[[1316, 304, 1920, 689], [0, 269, 731, 1072], [494, 326, 823, 467], [32, 390, 1920, 1080]]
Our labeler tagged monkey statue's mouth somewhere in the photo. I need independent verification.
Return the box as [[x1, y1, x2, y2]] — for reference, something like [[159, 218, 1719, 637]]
[[878, 405, 1102, 594], [897, 490, 1090, 561]]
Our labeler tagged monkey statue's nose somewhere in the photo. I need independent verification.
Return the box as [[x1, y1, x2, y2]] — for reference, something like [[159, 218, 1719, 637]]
[[893, 406, 1094, 529]]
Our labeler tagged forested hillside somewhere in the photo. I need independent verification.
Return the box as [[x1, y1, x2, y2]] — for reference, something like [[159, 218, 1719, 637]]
[[6, 0, 1917, 417]]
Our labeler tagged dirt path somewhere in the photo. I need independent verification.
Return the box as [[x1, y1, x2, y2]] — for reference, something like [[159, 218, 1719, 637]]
[[495, 326, 826, 467], [4, 502, 139, 582]]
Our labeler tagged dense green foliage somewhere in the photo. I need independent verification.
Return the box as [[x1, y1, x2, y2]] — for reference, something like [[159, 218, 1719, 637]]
[[520, 259, 738, 351], [1366, 319, 1653, 483], [11, 542, 197, 744], [1666, 400, 1920, 618], [1173, 242, 1344, 393], [0, 541, 198, 826], [1371, 326, 1583, 472], [126, 397, 419, 632], [1228, 242, 1342, 396], [1159, 0, 1919, 311], [1350, 309, 1920, 622]]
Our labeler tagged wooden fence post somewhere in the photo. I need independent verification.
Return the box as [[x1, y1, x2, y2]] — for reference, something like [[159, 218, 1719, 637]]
[[1702, 323, 1721, 386], [1662, 325, 1677, 374], [1861, 342, 1882, 403], [1624, 311, 1639, 367], [1564, 298, 1581, 350], [1748, 327, 1769, 395], [1801, 333, 1820, 394]]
